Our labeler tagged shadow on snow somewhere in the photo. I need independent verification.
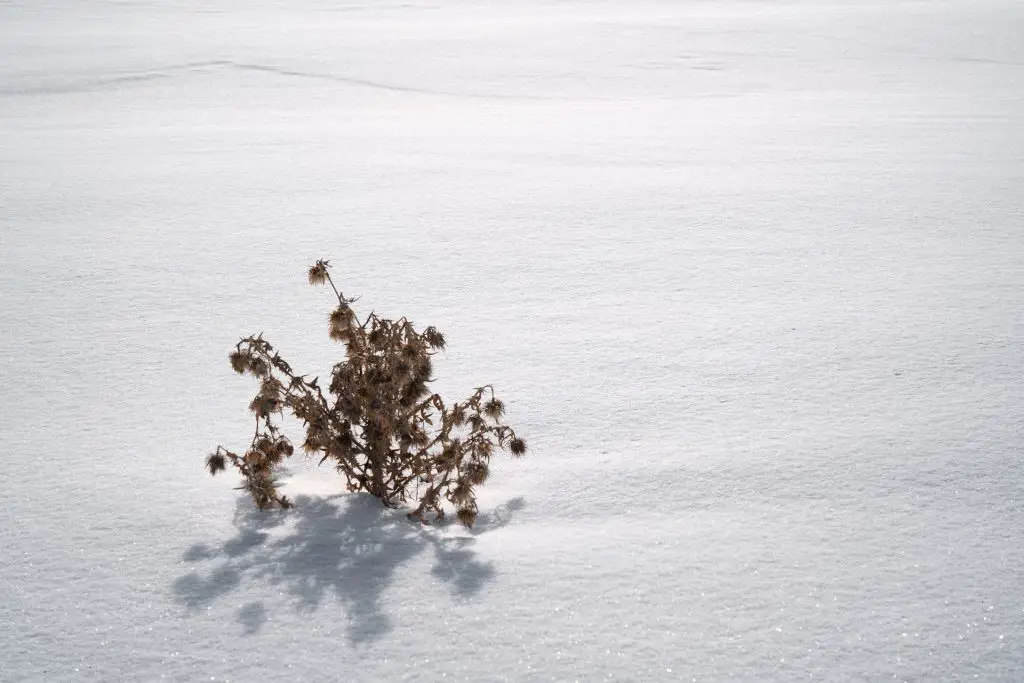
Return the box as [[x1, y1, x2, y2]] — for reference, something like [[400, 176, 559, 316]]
[[172, 493, 524, 644]]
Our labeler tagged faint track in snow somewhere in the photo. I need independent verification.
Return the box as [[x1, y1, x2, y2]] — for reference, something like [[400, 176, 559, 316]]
[[0, 60, 232, 96], [227, 60, 554, 100], [0, 59, 585, 101]]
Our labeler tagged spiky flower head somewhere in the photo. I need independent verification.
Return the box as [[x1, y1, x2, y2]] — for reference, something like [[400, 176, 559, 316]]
[[465, 460, 490, 485], [229, 350, 250, 374], [509, 437, 527, 457], [456, 507, 477, 527], [248, 395, 280, 418], [367, 327, 387, 348], [206, 452, 227, 475], [436, 444, 459, 470], [483, 398, 505, 421], [259, 378, 283, 401], [308, 260, 330, 285], [401, 342, 423, 362], [329, 305, 354, 341], [393, 359, 412, 377], [450, 484, 474, 506]]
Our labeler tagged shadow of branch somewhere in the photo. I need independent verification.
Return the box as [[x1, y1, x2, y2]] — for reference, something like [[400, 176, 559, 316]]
[[173, 493, 522, 643]]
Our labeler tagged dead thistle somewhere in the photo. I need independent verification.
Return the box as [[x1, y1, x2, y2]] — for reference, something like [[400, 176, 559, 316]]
[[208, 260, 527, 527]]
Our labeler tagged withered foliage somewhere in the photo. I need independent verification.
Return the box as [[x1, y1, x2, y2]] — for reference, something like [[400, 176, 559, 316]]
[[207, 260, 527, 527]]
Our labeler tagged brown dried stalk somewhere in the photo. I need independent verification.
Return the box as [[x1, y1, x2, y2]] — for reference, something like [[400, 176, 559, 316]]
[[207, 260, 527, 527]]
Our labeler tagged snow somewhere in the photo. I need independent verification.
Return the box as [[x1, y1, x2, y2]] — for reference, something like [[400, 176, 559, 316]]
[[2, 0, 1022, 680]]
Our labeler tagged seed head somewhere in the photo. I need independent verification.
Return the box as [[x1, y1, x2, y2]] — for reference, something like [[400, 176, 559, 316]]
[[308, 260, 330, 285], [229, 350, 249, 374], [509, 437, 527, 457], [436, 446, 458, 470], [450, 484, 474, 506], [329, 305, 354, 341], [368, 327, 386, 347], [456, 507, 477, 528], [483, 398, 505, 420], [465, 461, 490, 485], [248, 395, 279, 418], [206, 452, 227, 475], [259, 378, 282, 401], [403, 380, 428, 403]]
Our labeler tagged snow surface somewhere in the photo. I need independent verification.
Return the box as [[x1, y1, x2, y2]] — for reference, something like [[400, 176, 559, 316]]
[[2, 0, 1023, 680]]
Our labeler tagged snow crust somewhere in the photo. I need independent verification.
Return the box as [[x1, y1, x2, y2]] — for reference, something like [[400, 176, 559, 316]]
[[2, 0, 1022, 680]]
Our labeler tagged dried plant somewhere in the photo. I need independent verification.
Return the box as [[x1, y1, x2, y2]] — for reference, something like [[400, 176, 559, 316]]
[[207, 260, 527, 527]]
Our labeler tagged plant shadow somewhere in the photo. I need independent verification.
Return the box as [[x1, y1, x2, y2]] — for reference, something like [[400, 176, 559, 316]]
[[173, 493, 523, 644]]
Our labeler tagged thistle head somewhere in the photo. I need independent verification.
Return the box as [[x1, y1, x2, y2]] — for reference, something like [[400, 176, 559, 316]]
[[456, 507, 477, 528], [508, 437, 527, 457], [259, 378, 283, 401], [229, 350, 250, 374], [465, 460, 490, 485], [248, 395, 280, 418], [483, 398, 505, 421], [206, 452, 227, 475], [329, 305, 354, 341], [401, 342, 422, 362], [367, 327, 387, 348], [308, 260, 330, 286], [450, 484, 474, 506]]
